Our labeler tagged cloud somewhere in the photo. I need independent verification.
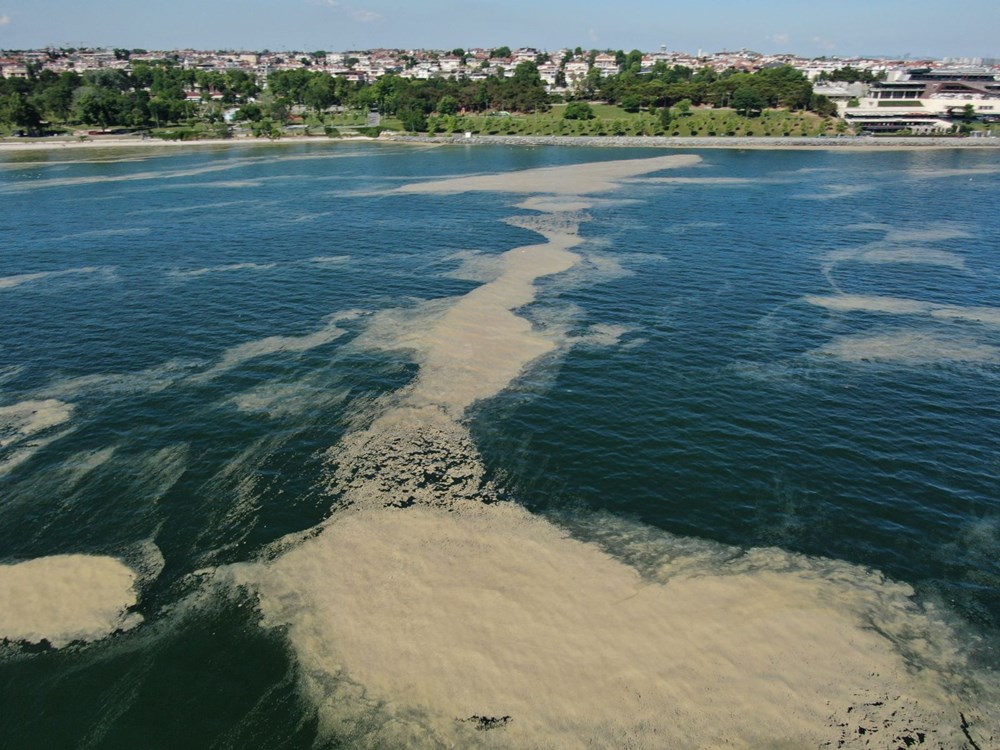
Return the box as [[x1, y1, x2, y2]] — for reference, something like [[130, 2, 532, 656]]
[[588, 28, 599, 43], [769, 33, 790, 45], [0, 14, 11, 26], [316, 0, 380, 22], [350, 8, 381, 22]]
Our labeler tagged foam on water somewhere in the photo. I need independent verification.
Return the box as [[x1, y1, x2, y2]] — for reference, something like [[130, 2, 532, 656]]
[[229, 501, 999, 749], [663, 220, 725, 234], [0, 554, 145, 647], [0, 398, 75, 477], [137, 199, 259, 215], [222, 154, 1000, 748], [38, 359, 201, 400], [56, 446, 118, 490], [806, 294, 934, 315], [635, 175, 760, 186], [883, 226, 972, 244], [817, 330, 1000, 364], [0, 266, 112, 291], [573, 322, 633, 347], [0, 365, 25, 390], [51, 227, 151, 242], [309, 255, 351, 265], [0, 149, 375, 194], [131, 444, 190, 504], [907, 166, 1000, 180], [0, 399, 72, 448], [932, 305, 1000, 327], [194, 311, 359, 382], [169, 262, 276, 279], [442, 249, 508, 283], [835, 246, 968, 270], [808, 294, 1000, 327], [393, 153, 701, 196], [828, 228, 971, 273], [405, 232, 579, 415], [794, 183, 873, 200], [174, 179, 264, 189], [227, 379, 351, 419]]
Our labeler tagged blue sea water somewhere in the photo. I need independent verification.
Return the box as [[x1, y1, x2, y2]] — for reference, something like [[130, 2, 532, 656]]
[[0, 142, 998, 747]]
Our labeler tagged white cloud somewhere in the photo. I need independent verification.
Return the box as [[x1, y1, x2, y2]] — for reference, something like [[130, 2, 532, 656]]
[[350, 8, 381, 22], [0, 14, 11, 26], [769, 33, 790, 45], [588, 28, 598, 43], [315, 0, 380, 23]]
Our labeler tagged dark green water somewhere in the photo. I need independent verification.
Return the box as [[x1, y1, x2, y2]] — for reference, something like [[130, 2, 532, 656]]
[[0, 143, 998, 747]]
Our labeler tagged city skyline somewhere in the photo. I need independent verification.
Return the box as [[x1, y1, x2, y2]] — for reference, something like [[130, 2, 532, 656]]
[[1, 0, 998, 60]]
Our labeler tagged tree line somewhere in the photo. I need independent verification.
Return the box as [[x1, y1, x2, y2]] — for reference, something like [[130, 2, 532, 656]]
[[1, 56, 833, 135], [582, 59, 836, 117], [0, 62, 260, 133]]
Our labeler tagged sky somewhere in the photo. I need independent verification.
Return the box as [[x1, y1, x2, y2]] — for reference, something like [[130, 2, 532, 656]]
[[1, 0, 998, 60]]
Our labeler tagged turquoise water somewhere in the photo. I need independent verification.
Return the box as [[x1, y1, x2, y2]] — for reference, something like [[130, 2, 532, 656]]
[[1, 143, 998, 747]]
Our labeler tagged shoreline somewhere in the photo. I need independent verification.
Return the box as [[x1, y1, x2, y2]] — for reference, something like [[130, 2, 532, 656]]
[[1, 132, 999, 154], [385, 132, 1000, 150]]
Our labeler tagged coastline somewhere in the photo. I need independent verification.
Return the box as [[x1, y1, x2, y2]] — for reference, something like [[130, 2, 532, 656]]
[[2, 132, 1000, 154], [385, 132, 1000, 150]]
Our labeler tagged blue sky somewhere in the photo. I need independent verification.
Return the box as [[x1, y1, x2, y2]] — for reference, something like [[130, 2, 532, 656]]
[[1, 0, 997, 59]]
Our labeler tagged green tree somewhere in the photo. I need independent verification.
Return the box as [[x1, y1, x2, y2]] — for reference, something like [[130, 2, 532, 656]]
[[252, 117, 281, 139], [733, 86, 766, 117], [258, 91, 290, 124], [31, 70, 80, 122], [73, 86, 127, 129], [0, 92, 43, 133], [809, 93, 837, 117], [399, 107, 428, 132], [829, 66, 878, 84], [303, 75, 337, 113], [233, 102, 263, 122], [578, 67, 603, 99], [437, 94, 459, 115], [624, 49, 644, 75], [563, 101, 595, 120], [224, 69, 259, 101], [490, 46, 512, 59], [83, 68, 131, 93], [621, 93, 641, 113], [487, 62, 549, 113], [268, 68, 313, 103]]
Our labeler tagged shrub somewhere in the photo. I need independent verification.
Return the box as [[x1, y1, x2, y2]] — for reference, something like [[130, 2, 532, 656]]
[[564, 101, 595, 120]]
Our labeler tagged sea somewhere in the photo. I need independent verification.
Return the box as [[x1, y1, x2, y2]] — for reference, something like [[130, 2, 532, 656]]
[[0, 141, 998, 749]]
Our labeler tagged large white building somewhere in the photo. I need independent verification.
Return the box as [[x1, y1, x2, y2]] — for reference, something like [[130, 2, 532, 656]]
[[844, 67, 1000, 132]]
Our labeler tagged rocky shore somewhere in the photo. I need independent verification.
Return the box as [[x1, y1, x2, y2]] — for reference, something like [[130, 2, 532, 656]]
[[1, 132, 998, 153], [382, 132, 1000, 149]]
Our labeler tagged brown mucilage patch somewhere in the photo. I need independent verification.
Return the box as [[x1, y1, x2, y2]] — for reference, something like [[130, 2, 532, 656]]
[[219, 155, 1000, 749]]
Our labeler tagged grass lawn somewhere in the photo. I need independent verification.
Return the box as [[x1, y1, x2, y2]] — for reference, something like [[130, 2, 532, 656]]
[[444, 104, 843, 138]]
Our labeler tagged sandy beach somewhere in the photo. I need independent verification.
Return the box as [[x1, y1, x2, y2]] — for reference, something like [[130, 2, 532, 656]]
[[1, 132, 999, 153]]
